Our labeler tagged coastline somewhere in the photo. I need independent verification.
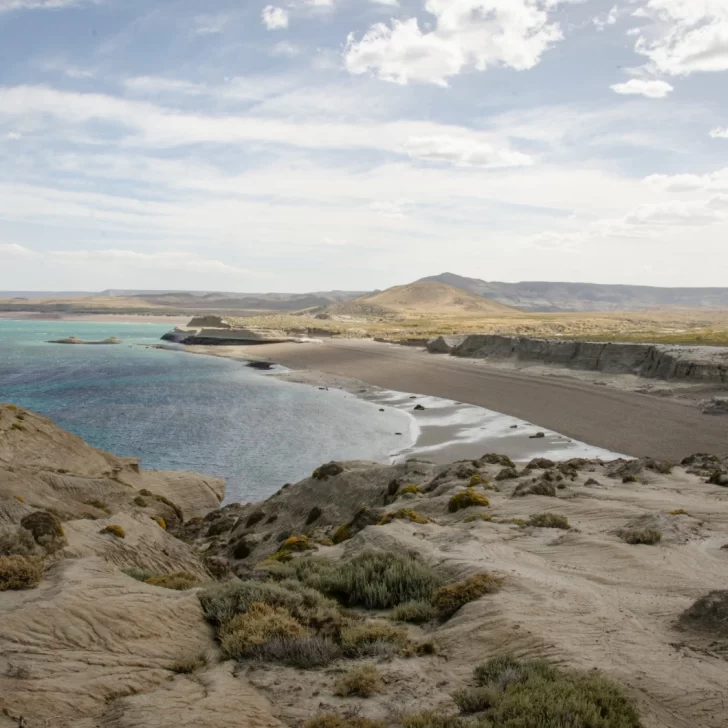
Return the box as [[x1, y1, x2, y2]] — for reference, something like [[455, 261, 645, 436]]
[[173, 338, 727, 461], [174, 341, 624, 464], [0, 312, 190, 325]]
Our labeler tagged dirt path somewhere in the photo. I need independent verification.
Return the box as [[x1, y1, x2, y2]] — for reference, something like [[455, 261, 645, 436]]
[[204, 340, 727, 461]]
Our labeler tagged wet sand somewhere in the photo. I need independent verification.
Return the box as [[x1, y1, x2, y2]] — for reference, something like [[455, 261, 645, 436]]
[[185, 339, 727, 461]]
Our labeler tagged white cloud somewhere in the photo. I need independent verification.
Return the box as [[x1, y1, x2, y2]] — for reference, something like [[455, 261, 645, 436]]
[[344, 0, 564, 86], [0, 243, 34, 256], [405, 135, 534, 168], [270, 41, 300, 57], [0, 0, 100, 12], [262, 5, 289, 30], [710, 127, 728, 138], [623, 195, 728, 226], [593, 5, 619, 32], [371, 0, 399, 5], [3, 132, 22, 141], [645, 168, 728, 192], [193, 13, 232, 35], [123, 76, 206, 96], [632, 0, 728, 76], [610, 78, 674, 98]]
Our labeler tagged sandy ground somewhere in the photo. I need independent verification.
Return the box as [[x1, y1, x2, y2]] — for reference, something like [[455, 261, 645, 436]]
[[182, 340, 728, 461], [0, 312, 190, 325]]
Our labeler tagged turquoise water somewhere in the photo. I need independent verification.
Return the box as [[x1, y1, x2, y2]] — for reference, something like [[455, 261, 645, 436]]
[[0, 320, 412, 503]]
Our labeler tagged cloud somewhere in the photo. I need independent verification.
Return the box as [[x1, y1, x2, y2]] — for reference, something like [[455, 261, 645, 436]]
[[262, 5, 289, 30], [344, 0, 565, 86], [632, 0, 728, 76], [593, 5, 620, 32], [123, 76, 206, 96], [405, 135, 534, 168], [370, 0, 399, 5], [3, 132, 22, 140], [0, 0, 100, 12], [610, 78, 674, 98], [623, 195, 728, 226], [710, 127, 728, 138], [645, 168, 728, 192], [0, 243, 34, 256], [193, 13, 232, 35], [270, 41, 300, 57]]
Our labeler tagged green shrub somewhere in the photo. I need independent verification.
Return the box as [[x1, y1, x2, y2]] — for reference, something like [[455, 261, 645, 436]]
[[391, 599, 438, 624], [669, 509, 689, 516], [622, 475, 638, 484], [101, 524, 125, 538], [220, 602, 310, 660], [85, 499, 111, 514], [340, 621, 410, 657], [246, 635, 341, 667], [294, 551, 441, 609], [452, 686, 498, 713], [619, 528, 662, 545], [448, 489, 490, 513], [122, 567, 156, 582], [11, 423, 25, 431], [379, 509, 429, 525], [335, 664, 383, 697], [399, 484, 422, 496], [0, 555, 42, 591], [432, 572, 503, 619], [469, 654, 643, 727], [305, 715, 386, 728], [170, 651, 208, 674], [527, 513, 570, 530], [20, 510, 66, 553], [513, 481, 557, 498], [145, 572, 200, 590], [279, 534, 316, 552]]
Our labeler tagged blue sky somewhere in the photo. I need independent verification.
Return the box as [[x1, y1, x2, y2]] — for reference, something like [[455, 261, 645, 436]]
[[1, 0, 727, 292]]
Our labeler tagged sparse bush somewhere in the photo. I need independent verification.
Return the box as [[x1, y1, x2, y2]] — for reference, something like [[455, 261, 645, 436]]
[[513, 481, 557, 498], [669, 509, 689, 516], [101, 524, 125, 538], [306, 715, 386, 728], [170, 651, 208, 674], [199, 577, 342, 633], [448, 489, 490, 513], [619, 528, 662, 545], [379, 509, 429, 525], [335, 664, 383, 697], [463, 513, 492, 524], [468, 654, 642, 727], [332, 524, 351, 544], [313, 462, 344, 480], [432, 572, 503, 619], [150, 515, 167, 529], [145, 572, 200, 590], [295, 551, 441, 609], [452, 686, 498, 713], [0, 526, 39, 557], [340, 621, 410, 657], [280, 534, 316, 552], [622, 475, 638, 484], [468, 473, 488, 488], [246, 635, 342, 667], [0, 555, 42, 591], [527, 513, 570, 530], [220, 602, 310, 660], [679, 590, 728, 636], [133, 496, 148, 507], [20, 510, 66, 553], [480, 454, 515, 468], [399, 484, 422, 496], [496, 467, 520, 481], [11, 423, 25, 431], [122, 567, 156, 582], [391, 599, 438, 623], [84, 499, 111, 514]]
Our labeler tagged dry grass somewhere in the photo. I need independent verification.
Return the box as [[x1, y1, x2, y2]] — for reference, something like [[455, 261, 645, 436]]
[[527, 513, 571, 530], [145, 572, 200, 590], [305, 715, 387, 728], [0, 526, 40, 557], [619, 528, 662, 545], [170, 651, 209, 674], [432, 572, 503, 619], [378, 509, 429, 525], [334, 664, 384, 697], [0, 555, 43, 591], [391, 599, 438, 624], [100, 524, 126, 538], [340, 621, 411, 657]]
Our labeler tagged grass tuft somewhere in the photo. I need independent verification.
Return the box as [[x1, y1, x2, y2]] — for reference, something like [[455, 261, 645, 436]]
[[170, 651, 208, 674], [448, 489, 490, 513], [335, 664, 384, 697], [145, 572, 200, 590], [0, 555, 43, 591], [527, 512, 570, 530], [378, 508, 429, 526], [391, 599, 438, 624], [618, 528, 662, 545], [432, 572, 503, 619]]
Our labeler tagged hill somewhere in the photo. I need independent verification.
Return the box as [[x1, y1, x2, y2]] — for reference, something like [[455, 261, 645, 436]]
[[352, 281, 519, 316], [420, 273, 728, 312]]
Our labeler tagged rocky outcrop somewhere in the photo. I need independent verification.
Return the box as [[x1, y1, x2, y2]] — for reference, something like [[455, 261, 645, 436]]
[[187, 316, 232, 329], [161, 327, 296, 346], [426, 335, 467, 354], [442, 334, 728, 383]]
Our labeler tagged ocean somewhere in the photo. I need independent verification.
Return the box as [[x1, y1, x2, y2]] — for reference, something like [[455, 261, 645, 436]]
[[0, 320, 414, 503]]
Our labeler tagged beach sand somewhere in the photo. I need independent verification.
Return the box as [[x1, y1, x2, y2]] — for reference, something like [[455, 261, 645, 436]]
[[182, 339, 727, 462]]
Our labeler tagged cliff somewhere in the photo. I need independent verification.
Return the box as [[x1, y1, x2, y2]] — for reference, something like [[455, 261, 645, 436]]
[[427, 334, 728, 383], [3, 405, 728, 728]]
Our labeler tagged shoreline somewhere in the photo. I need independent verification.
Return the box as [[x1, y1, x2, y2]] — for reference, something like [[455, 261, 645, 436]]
[[174, 342, 624, 465], [171, 339, 727, 461], [0, 312, 190, 325]]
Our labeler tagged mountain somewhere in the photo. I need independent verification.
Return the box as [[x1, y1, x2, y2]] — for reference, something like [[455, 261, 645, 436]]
[[350, 281, 519, 316], [419, 273, 728, 312]]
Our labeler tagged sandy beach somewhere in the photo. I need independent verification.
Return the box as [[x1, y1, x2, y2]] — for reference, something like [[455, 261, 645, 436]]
[[182, 339, 727, 461]]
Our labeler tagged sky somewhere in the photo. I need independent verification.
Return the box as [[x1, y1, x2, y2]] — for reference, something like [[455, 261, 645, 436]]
[[1, 0, 728, 293]]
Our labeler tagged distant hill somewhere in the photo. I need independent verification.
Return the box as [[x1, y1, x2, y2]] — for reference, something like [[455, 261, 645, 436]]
[[348, 281, 519, 316], [419, 273, 728, 312]]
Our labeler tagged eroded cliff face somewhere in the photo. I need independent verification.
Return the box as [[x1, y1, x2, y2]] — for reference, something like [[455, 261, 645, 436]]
[[428, 334, 728, 383]]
